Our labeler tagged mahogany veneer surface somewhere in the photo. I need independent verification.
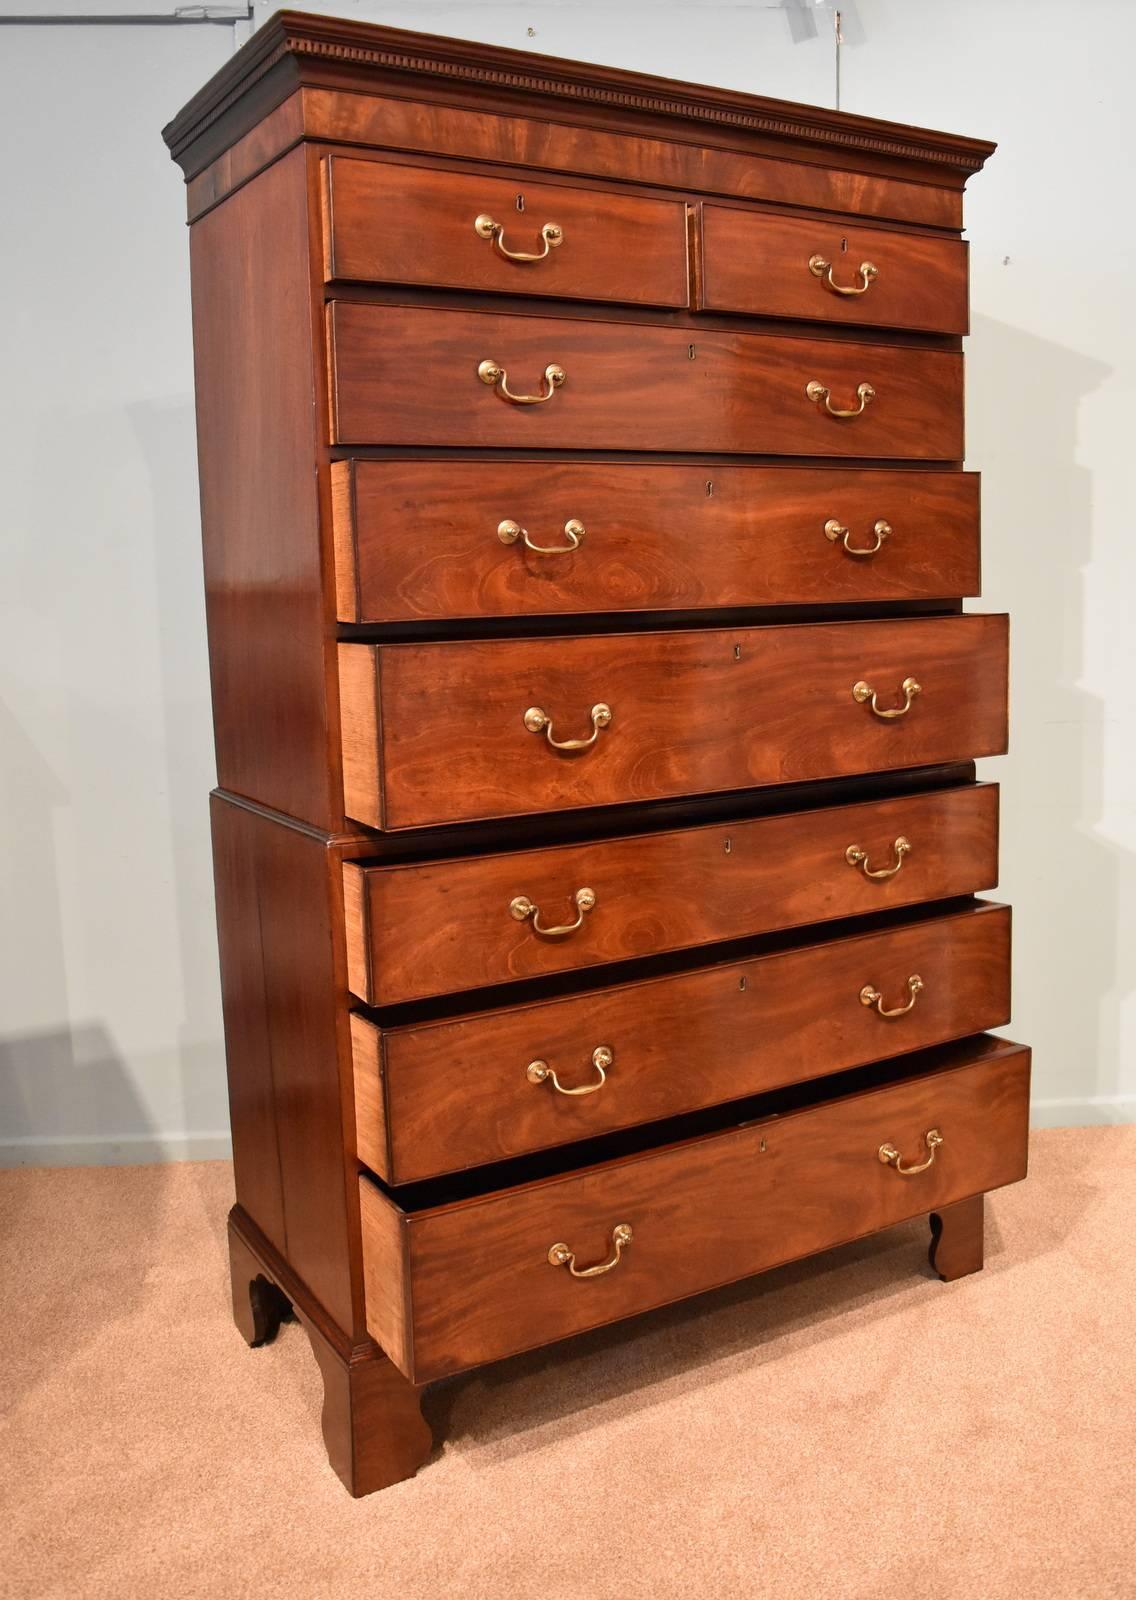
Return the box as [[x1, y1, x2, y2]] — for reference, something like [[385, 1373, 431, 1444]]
[[360, 1036, 1031, 1382], [333, 461, 981, 623], [165, 12, 1023, 1497], [344, 782, 1000, 1005], [339, 614, 1008, 829], [328, 302, 965, 457], [354, 901, 1012, 1183]]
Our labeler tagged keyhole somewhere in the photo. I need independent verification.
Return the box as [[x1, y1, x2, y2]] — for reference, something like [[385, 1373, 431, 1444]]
[[688, 343, 697, 360], [733, 643, 742, 661], [738, 976, 747, 992], [724, 837, 732, 854], [840, 237, 848, 252], [706, 480, 714, 497], [515, 193, 525, 212]]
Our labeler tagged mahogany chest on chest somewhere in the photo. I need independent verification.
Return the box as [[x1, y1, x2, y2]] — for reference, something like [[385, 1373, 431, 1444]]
[[164, 10, 1029, 1494]]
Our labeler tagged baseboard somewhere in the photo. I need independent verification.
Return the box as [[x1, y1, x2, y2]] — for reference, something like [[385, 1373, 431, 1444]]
[[0, 1131, 234, 1167], [1030, 1097, 1136, 1129]]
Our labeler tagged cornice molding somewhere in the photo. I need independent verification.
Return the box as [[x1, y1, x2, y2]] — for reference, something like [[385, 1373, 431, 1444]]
[[163, 9, 996, 178]]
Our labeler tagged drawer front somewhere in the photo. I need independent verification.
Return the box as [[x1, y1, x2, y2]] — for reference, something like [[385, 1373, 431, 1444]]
[[355, 902, 1011, 1184], [345, 784, 999, 1006], [323, 157, 689, 308], [360, 1037, 1030, 1380], [339, 614, 1008, 830], [328, 304, 964, 458], [699, 205, 968, 334], [332, 461, 980, 623]]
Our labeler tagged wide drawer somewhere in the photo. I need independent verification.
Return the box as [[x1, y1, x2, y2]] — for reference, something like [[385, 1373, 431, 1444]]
[[327, 304, 964, 458], [353, 901, 1011, 1184], [338, 613, 1008, 830], [359, 1034, 1030, 1381], [322, 157, 689, 308], [344, 783, 999, 1006], [698, 204, 969, 334], [332, 461, 981, 623]]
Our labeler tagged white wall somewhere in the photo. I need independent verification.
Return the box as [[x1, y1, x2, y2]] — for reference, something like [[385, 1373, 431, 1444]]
[[1, 0, 1131, 1163]]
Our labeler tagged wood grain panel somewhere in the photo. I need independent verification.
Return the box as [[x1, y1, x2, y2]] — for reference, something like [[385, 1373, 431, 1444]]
[[345, 782, 998, 1005], [327, 303, 964, 458], [357, 1177, 412, 1375], [340, 614, 1008, 830], [323, 156, 689, 306], [209, 796, 359, 1337], [301, 90, 966, 229], [333, 461, 980, 623], [361, 1036, 1030, 1380], [356, 901, 1011, 1183], [700, 204, 969, 333], [191, 148, 339, 829]]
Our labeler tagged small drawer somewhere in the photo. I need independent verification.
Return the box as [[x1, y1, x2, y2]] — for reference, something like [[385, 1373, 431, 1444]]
[[338, 614, 1008, 830], [699, 204, 969, 334], [322, 157, 689, 307], [359, 1034, 1030, 1381], [344, 783, 999, 1006], [352, 900, 1011, 1184], [327, 303, 963, 458], [331, 460, 981, 623]]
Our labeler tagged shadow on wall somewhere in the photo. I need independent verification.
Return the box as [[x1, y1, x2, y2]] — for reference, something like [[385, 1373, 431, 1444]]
[[129, 395, 227, 1154], [969, 314, 1132, 1121], [0, 1023, 156, 1163]]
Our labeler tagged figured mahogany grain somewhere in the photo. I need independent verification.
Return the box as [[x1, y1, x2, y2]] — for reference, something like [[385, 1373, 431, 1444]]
[[345, 783, 999, 1005], [211, 795, 360, 1338], [360, 1037, 1031, 1381], [354, 901, 1010, 1183], [327, 302, 964, 458], [699, 204, 969, 333], [339, 614, 1008, 830], [323, 156, 689, 306], [332, 461, 980, 623], [191, 148, 340, 830], [299, 90, 966, 229]]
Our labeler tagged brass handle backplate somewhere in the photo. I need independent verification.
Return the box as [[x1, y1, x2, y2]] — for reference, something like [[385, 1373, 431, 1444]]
[[879, 1128, 943, 1175], [826, 517, 891, 557], [524, 702, 612, 750], [846, 836, 911, 880], [861, 974, 924, 1017], [852, 677, 921, 719], [808, 253, 879, 296], [510, 886, 596, 937], [498, 517, 585, 555], [806, 379, 875, 418], [478, 358, 565, 405], [475, 213, 564, 262], [548, 1223, 633, 1278], [527, 1046, 612, 1096]]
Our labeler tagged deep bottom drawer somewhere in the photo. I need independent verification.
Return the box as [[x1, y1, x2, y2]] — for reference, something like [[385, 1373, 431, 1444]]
[[359, 1034, 1030, 1382]]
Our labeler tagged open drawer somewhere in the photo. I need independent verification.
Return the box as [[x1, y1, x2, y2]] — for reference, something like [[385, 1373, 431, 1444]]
[[359, 1034, 1030, 1383]]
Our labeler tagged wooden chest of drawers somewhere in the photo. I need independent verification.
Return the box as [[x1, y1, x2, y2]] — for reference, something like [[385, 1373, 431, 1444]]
[[165, 11, 1029, 1496]]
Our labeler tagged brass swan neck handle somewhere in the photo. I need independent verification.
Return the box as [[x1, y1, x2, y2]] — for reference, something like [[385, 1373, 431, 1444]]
[[475, 214, 564, 263]]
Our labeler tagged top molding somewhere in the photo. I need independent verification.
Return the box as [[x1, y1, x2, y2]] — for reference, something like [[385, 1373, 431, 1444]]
[[163, 9, 996, 180]]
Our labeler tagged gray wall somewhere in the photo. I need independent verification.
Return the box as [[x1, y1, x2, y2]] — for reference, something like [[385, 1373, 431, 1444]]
[[2, 0, 1132, 1162]]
